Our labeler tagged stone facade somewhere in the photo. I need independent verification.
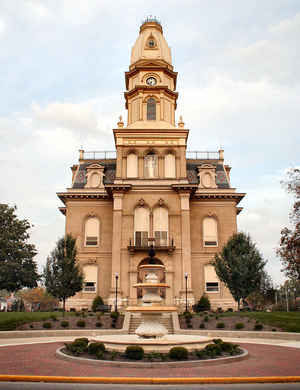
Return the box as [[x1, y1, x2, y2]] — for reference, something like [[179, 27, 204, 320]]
[[57, 19, 245, 312]]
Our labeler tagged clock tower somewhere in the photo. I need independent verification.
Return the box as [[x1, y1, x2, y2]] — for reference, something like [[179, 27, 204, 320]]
[[125, 18, 178, 128]]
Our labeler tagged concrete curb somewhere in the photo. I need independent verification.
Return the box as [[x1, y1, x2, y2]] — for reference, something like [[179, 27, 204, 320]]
[[0, 375, 300, 384], [56, 346, 249, 368]]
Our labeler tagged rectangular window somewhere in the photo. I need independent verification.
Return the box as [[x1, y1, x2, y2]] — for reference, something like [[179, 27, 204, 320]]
[[135, 231, 148, 247], [155, 231, 168, 246], [85, 236, 98, 246], [83, 282, 96, 292], [204, 240, 217, 246], [206, 282, 219, 292]]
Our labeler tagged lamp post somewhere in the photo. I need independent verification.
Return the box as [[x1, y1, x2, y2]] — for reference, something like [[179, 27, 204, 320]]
[[184, 272, 188, 313], [115, 272, 119, 313]]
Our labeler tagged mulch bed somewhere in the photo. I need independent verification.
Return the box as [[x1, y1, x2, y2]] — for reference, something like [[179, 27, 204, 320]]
[[179, 313, 282, 332], [17, 313, 124, 330]]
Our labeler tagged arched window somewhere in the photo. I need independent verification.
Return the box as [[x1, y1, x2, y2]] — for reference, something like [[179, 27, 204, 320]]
[[144, 152, 158, 178], [203, 217, 218, 247], [153, 207, 168, 246], [164, 153, 176, 178], [83, 264, 98, 292], [204, 265, 219, 292], [127, 153, 138, 178], [147, 98, 156, 120], [134, 207, 150, 247], [85, 217, 100, 246]]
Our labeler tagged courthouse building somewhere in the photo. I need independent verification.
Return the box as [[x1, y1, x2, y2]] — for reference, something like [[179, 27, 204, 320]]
[[57, 18, 245, 311]]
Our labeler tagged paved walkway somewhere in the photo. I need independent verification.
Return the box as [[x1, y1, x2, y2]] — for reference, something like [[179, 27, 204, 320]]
[[0, 338, 300, 378]]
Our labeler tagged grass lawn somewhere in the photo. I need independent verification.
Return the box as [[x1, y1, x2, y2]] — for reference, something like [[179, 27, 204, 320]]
[[0, 312, 72, 331], [221, 311, 300, 332]]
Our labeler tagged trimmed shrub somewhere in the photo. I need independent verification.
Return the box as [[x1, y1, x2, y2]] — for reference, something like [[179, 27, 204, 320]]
[[203, 343, 222, 358], [199, 322, 205, 329], [193, 295, 211, 312], [110, 311, 119, 320], [75, 312, 80, 317], [187, 323, 193, 328], [50, 315, 57, 321], [217, 307, 223, 313], [272, 328, 277, 332], [92, 296, 104, 312], [195, 349, 207, 359], [60, 321, 69, 328], [204, 316, 209, 322], [254, 323, 263, 331], [95, 322, 103, 328], [235, 322, 244, 330], [76, 320, 86, 328], [96, 350, 104, 360], [88, 342, 106, 355], [65, 338, 89, 356], [125, 346, 144, 360], [169, 346, 188, 360], [183, 311, 192, 320], [43, 322, 52, 329], [216, 322, 225, 329], [227, 308, 233, 312], [30, 324, 34, 329]]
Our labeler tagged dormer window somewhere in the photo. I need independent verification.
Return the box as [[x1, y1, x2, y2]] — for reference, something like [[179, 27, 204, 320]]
[[148, 39, 155, 47]]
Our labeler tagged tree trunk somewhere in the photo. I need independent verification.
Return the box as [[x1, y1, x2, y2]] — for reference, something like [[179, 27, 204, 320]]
[[237, 299, 240, 311], [63, 298, 65, 317]]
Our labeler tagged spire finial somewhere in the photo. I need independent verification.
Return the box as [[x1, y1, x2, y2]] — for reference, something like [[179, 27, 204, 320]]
[[178, 115, 185, 128], [117, 115, 124, 128]]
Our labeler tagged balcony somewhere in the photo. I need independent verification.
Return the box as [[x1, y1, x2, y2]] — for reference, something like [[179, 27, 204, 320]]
[[127, 237, 175, 255]]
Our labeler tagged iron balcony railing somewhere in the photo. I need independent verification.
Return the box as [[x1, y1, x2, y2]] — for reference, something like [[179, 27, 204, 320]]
[[80, 150, 221, 160], [186, 151, 219, 159]]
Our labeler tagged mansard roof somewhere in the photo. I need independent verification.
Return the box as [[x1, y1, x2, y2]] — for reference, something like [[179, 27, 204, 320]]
[[71, 159, 230, 189]]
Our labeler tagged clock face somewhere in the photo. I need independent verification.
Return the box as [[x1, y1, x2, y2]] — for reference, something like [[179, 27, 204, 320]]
[[146, 77, 157, 86]]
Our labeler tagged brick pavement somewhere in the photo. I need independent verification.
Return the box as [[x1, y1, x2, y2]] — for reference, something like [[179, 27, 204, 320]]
[[0, 342, 300, 378]]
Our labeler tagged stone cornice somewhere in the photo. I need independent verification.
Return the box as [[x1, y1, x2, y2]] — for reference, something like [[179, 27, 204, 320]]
[[192, 192, 246, 205], [104, 184, 132, 195], [171, 184, 198, 193], [57, 192, 110, 204]]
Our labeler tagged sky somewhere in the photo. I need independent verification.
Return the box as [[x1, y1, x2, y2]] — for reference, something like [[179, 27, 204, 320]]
[[1, 0, 299, 285]]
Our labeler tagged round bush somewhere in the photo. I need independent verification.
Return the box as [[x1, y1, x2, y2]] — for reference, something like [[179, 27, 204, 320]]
[[187, 323, 193, 328], [50, 315, 57, 321], [199, 322, 205, 329], [193, 295, 211, 312], [216, 322, 225, 329], [60, 321, 69, 328], [254, 323, 263, 331], [203, 343, 222, 358], [169, 347, 188, 360], [204, 316, 209, 322], [88, 342, 106, 355], [125, 346, 144, 360], [95, 322, 103, 328], [76, 320, 86, 328], [235, 322, 244, 329], [43, 322, 52, 329]]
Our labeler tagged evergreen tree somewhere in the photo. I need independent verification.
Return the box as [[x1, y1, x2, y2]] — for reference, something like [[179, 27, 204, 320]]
[[0, 204, 39, 292], [44, 234, 83, 314], [212, 232, 266, 310], [193, 294, 211, 312]]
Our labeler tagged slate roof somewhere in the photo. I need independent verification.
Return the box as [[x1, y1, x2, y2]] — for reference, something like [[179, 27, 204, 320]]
[[72, 161, 116, 189], [72, 160, 230, 189]]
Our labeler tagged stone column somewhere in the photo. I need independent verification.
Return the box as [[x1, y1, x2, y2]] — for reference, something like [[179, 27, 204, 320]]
[[109, 192, 124, 305], [179, 192, 194, 306]]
